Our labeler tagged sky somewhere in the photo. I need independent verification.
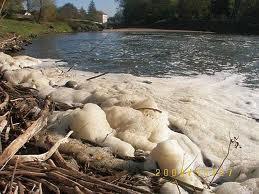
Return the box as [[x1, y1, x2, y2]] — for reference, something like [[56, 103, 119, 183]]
[[56, 0, 118, 17]]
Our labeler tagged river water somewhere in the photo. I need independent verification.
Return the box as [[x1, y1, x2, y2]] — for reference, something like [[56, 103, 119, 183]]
[[21, 31, 259, 88]]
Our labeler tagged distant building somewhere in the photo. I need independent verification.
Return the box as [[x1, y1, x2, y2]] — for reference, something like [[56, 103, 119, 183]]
[[24, 12, 31, 16], [102, 13, 108, 24]]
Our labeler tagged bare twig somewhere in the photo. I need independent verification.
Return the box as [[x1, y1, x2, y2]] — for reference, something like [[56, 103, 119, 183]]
[[136, 107, 162, 113], [209, 133, 241, 185], [8, 157, 19, 194], [175, 180, 182, 194], [86, 72, 108, 81]]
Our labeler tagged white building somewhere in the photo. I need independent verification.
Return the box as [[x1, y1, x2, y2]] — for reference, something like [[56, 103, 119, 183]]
[[102, 13, 108, 24]]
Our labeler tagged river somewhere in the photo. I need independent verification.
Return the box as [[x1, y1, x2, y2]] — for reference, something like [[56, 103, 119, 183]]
[[20, 31, 259, 88]]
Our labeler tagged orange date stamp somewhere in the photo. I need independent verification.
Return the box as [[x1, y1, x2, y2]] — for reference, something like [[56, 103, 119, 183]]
[[155, 168, 233, 177]]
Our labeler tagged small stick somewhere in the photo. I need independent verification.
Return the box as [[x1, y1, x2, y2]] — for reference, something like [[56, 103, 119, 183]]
[[209, 134, 233, 185], [18, 181, 25, 194], [9, 157, 19, 194], [86, 72, 108, 81], [37, 178, 60, 194], [175, 180, 182, 194], [136, 107, 162, 113]]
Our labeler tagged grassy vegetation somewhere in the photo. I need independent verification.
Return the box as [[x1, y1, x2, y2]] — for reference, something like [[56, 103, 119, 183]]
[[0, 19, 73, 38]]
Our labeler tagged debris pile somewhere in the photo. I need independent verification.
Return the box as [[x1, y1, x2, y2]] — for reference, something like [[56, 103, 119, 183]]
[[0, 81, 177, 194]]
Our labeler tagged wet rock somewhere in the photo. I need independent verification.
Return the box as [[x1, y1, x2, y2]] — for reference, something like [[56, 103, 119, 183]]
[[64, 80, 78, 88], [142, 80, 152, 84]]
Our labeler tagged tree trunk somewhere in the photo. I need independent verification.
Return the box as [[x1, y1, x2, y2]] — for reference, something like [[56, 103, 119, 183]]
[[37, 0, 43, 23], [0, 0, 7, 19]]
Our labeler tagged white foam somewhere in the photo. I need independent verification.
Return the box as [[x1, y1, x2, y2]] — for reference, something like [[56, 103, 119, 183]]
[[1, 53, 259, 190]]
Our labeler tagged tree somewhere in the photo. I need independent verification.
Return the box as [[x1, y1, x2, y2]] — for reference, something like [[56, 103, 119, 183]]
[[26, 0, 56, 22], [0, 0, 8, 17], [239, 0, 259, 22], [88, 0, 97, 14], [79, 7, 87, 19], [1, 0, 25, 16], [57, 3, 79, 20], [87, 0, 99, 21], [211, 0, 231, 18], [41, 0, 57, 21]]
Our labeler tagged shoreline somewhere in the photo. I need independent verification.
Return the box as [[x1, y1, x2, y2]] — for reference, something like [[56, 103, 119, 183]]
[[104, 28, 215, 34], [0, 53, 259, 193]]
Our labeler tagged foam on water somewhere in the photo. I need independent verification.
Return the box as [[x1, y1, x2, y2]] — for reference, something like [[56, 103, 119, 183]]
[[1, 53, 259, 192], [35, 58, 259, 167]]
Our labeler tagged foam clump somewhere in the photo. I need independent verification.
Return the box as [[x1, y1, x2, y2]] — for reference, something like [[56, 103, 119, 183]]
[[150, 140, 203, 188], [4, 69, 50, 88], [49, 103, 135, 157], [0, 52, 41, 70], [105, 105, 204, 166], [160, 182, 188, 194], [49, 87, 91, 106], [215, 178, 259, 194]]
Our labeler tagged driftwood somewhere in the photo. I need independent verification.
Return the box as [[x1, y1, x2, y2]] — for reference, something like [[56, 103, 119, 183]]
[[10, 131, 73, 163], [0, 98, 51, 167], [35, 130, 144, 172], [0, 87, 9, 110]]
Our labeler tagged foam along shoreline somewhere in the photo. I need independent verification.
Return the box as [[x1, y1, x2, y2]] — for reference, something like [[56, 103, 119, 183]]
[[1, 52, 259, 193]]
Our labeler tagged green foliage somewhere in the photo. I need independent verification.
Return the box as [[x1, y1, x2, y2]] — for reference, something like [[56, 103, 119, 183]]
[[0, 19, 72, 38], [115, 0, 259, 25], [88, 0, 97, 13], [87, 0, 100, 22], [68, 20, 103, 32], [3, 0, 24, 16], [41, 0, 57, 21], [57, 3, 80, 20]]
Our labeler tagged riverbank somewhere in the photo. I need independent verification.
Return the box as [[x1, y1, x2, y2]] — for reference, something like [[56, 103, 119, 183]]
[[0, 19, 73, 53], [0, 19, 103, 53], [0, 52, 259, 193], [104, 28, 215, 33]]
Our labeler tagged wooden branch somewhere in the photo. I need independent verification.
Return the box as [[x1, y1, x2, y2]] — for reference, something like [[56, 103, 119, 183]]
[[46, 171, 93, 194], [0, 87, 9, 110], [10, 131, 73, 163], [0, 170, 47, 177], [52, 150, 78, 171], [37, 178, 61, 194], [56, 167, 138, 194], [34, 130, 144, 172], [0, 99, 51, 167]]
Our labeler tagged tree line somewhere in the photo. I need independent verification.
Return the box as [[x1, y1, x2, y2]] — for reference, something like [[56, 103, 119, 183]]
[[112, 0, 259, 32], [0, 0, 104, 23]]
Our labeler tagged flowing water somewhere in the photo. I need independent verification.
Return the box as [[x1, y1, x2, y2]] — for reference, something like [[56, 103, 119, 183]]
[[21, 31, 259, 87]]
